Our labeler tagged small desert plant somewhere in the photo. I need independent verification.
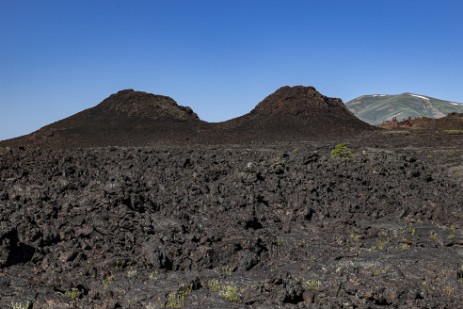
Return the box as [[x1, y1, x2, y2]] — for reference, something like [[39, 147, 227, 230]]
[[375, 240, 386, 251], [208, 279, 221, 292], [164, 283, 193, 308], [148, 272, 158, 280], [306, 279, 322, 290], [429, 230, 438, 241], [127, 269, 138, 278], [166, 292, 184, 308], [220, 266, 236, 276], [178, 283, 193, 298], [350, 233, 360, 242], [207, 279, 241, 303], [349, 245, 361, 255], [115, 259, 128, 269], [65, 287, 81, 300], [370, 267, 387, 276], [449, 225, 457, 239], [102, 275, 114, 289], [409, 224, 416, 236], [331, 144, 353, 159], [443, 285, 454, 296], [11, 302, 30, 309], [401, 243, 410, 250], [457, 265, 463, 285], [220, 285, 241, 302]]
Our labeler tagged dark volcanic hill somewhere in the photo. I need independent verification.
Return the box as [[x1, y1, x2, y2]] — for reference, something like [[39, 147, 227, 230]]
[[0, 86, 375, 148], [380, 112, 463, 131], [1, 89, 206, 148], [219, 86, 374, 142]]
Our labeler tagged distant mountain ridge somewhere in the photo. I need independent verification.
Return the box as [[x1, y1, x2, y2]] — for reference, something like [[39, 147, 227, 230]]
[[345, 93, 463, 125]]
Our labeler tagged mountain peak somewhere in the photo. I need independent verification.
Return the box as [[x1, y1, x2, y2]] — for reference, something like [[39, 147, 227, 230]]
[[346, 92, 463, 125], [97, 89, 199, 121], [252, 86, 347, 116]]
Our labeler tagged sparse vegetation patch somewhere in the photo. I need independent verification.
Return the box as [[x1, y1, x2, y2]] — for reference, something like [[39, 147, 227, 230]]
[[443, 129, 463, 134], [331, 143, 353, 159]]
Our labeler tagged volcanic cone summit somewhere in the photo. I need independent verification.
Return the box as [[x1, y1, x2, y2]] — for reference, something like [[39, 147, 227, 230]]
[[252, 86, 351, 116], [97, 89, 199, 121]]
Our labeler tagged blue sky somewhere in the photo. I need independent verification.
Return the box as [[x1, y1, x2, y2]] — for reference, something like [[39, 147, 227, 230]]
[[1, 0, 462, 140]]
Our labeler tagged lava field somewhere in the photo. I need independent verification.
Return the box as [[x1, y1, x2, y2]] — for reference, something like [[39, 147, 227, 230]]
[[1, 86, 463, 308]]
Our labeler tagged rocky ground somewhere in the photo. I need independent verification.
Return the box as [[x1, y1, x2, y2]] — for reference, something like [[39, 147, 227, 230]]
[[379, 112, 463, 131], [1, 131, 463, 308]]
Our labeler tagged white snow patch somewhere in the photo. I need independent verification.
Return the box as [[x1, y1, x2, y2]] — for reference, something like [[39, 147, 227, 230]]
[[388, 112, 403, 119], [409, 94, 430, 101], [371, 94, 387, 97], [450, 102, 460, 106]]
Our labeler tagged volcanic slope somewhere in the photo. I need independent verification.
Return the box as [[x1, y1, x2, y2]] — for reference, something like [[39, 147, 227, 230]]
[[0, 86, 375, 148], [0, 89, 206, 148], [218, 86, 374, 142]]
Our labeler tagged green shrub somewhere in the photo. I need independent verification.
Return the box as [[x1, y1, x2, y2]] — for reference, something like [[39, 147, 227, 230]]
[[331, 144, 353, 159]]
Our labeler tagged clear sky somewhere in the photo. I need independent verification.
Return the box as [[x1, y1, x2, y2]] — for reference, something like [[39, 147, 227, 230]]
[[1, 0, 462, 140]]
